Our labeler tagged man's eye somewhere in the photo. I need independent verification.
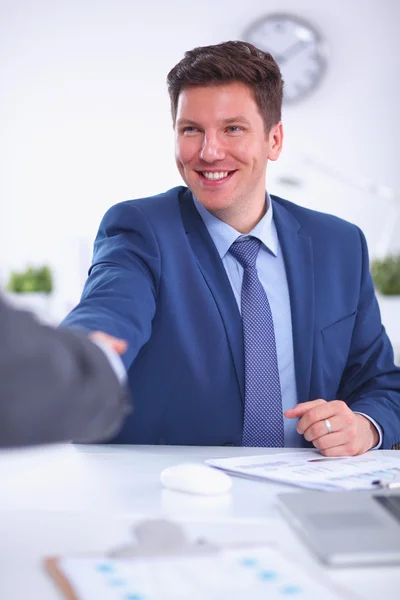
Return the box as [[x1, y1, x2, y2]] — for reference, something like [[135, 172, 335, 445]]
[[226, 126, 242, 133], [182, 126, 198, 134]]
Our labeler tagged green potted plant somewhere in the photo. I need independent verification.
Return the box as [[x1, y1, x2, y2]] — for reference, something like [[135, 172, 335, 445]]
[[7, 265, 53, 295], [371, 254, 400, 366], [371, 255, 400, 296], [5, 265, 54, 321]]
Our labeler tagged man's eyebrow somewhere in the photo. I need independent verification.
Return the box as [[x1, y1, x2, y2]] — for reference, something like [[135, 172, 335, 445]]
[[176, 117, 251, 126], [222, 117, 251, 125], [176, 119, 200, 127]]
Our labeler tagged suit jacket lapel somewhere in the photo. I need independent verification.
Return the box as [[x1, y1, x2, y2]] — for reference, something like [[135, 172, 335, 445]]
[[179, 190, 244, 403], [272, 198, 315, 405]]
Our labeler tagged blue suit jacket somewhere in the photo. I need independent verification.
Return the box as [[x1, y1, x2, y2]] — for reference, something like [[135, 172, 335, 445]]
[[62, 187, 400, 449]]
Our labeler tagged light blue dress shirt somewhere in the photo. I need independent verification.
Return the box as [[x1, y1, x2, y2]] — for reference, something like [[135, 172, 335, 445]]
[[194, 195, 302, 447], [91, 339, 127, 383], [194, 195, 382, 449]]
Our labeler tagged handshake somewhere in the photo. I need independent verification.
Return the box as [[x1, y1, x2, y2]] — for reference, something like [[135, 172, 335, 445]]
[[89, 331, 128, 355]]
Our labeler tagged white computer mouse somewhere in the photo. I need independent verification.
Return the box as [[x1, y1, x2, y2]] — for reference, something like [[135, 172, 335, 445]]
[[160, 463, 232, 496]]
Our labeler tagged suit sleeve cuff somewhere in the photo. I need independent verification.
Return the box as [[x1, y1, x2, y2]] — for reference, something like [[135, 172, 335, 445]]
[[90, 339, 127, 384], [354, 412, 383, 449]]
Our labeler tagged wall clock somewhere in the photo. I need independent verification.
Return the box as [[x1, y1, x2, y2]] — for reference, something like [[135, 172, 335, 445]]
[[244, 13, 328, 103]]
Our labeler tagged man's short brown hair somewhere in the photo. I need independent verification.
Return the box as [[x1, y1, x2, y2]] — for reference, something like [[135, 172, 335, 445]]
[[167, 40, 284, 133]]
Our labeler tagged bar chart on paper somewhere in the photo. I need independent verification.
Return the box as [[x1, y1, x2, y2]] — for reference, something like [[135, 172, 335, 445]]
[[48, 546, 351, 600], [206, 450, 400, 491]]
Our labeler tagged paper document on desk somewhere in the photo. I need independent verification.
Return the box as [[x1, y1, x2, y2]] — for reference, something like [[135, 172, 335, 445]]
[[206, 450, 400, 491], [47, 546, 354, 600]]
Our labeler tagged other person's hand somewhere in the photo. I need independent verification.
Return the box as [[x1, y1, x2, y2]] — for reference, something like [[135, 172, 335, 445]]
[[284, 399, 379, 456], [89, 331, 128, 356]]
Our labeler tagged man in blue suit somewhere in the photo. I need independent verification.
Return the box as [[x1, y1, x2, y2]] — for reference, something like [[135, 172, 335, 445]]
[[62, 41, 400, 453]]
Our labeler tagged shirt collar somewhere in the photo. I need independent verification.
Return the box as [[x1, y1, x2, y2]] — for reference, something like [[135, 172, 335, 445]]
[[193, 192, 278, 259]]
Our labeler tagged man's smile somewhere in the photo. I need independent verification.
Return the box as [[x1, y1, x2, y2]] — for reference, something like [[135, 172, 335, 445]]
[[195, 169, 237, 185]]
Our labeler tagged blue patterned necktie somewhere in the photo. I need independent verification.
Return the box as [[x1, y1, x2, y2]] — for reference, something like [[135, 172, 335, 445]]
[[229, 237, 284, 447]]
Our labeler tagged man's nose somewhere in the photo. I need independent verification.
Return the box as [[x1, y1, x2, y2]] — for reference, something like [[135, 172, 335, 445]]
[[200, 134, 226, 162]]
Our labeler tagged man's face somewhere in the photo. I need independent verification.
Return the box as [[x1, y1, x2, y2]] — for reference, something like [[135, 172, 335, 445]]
[[175, 82, 283, 226]]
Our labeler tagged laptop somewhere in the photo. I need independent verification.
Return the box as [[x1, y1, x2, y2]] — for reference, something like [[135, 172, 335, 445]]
[[278, 490, 400, 566]]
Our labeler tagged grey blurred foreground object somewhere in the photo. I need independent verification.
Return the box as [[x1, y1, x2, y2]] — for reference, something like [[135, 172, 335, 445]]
[[0, 296, 130, 447]]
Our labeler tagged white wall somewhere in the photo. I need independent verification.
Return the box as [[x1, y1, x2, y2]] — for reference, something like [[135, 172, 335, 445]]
[[1, 0, 399, 315]]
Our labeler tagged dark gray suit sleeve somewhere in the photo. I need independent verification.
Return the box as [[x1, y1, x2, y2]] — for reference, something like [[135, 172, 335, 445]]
[[0, 296, 131, 447]]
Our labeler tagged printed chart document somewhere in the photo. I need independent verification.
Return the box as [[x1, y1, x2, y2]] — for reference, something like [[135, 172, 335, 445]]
[[206, 450, 400, 491], [47, 546, 354, 600]]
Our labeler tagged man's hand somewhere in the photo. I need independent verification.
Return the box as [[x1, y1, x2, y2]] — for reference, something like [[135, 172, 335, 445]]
[[89, 331, 128, 355], [284, 399, 379, 456]]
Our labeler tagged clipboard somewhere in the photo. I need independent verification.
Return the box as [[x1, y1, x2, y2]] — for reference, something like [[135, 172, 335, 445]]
[[45, 519, 219, 600], [44, 519, 359, 600]]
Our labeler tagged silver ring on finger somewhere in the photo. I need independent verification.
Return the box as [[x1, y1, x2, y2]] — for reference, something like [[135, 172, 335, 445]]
[[324, 418, 333, 434]]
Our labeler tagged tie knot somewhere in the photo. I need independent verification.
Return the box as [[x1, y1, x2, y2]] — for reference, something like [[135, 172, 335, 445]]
[[229, 237, 261, 269]]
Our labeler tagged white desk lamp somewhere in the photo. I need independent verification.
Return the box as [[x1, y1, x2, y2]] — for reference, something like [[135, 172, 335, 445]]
[[276, 157, 400, 259]]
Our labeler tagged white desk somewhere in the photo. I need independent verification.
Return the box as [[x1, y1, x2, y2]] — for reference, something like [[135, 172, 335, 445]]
[[1, 444, 399, 599]]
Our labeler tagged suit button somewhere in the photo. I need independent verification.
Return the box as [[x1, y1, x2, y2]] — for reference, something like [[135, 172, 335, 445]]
[[223, 442, 235, 447]]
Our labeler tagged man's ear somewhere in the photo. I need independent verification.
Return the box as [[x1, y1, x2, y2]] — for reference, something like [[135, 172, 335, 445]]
[[267, 122, 284, 161]]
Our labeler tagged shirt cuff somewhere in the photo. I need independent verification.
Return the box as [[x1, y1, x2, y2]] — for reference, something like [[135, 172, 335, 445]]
[[91, 339, 127, 384], [354, 412, 383, 449]]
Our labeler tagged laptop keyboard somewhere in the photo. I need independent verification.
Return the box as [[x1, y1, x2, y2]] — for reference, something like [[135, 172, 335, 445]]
[[374, 493, 400, 523]]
